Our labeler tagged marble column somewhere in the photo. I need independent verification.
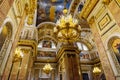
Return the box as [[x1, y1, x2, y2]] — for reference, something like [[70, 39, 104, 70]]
[[59, 46, 83, 80], [51, 69, 55, 80], [2, 11, 26, 80], [88, 17, 115, 80], [17, 49, 32, 80], [9, 61, 22, 80], [7, 48, 32, 80]]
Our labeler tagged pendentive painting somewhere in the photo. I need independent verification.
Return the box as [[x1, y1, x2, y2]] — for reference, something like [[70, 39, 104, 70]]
[[43, 40, 52, 48]]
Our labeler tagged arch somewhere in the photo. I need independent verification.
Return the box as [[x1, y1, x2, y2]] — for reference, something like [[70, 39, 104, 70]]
[[107, 36, 120, 63], [0, 17, 13, 40], [105, 32, 120, 49], [76, 42, 89, 51], [104, 33, 120, 76], [0, 17, 13, 51], [0, 17, 13, 75], [37, 22, 56, 28], [77, 38, 93, 50], [37, 22, 58, 46]]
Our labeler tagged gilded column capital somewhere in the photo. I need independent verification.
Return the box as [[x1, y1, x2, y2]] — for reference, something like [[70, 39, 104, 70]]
[[21, 48, 32, 54], [102, 0, 112, 5], [88, 16, 95, 25]]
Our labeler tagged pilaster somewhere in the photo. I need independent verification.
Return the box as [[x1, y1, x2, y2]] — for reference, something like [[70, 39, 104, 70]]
[[57, 45, 83, 80], [88, 17, 115, 80]]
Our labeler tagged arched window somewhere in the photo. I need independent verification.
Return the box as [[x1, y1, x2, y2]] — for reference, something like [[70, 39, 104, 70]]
[[76, 42, 89, 59], [76, 42, 88, 51]]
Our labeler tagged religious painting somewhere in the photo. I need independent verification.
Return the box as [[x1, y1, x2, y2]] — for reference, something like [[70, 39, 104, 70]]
[[36, 0, 72, 26], [43, 41, 52, 48], [80, 53, 90, 59], [112, 39, 120, 64], [37, 51, 56, 57]]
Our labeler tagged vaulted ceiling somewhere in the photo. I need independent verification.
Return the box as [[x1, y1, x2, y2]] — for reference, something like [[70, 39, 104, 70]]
[[35, 0, 97, 63]]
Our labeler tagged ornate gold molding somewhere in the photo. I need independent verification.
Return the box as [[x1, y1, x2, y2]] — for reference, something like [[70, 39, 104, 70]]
[[25, 0, 37, 25], [56, 45, 80, 61], [102, 0, 112, 5], [80, 0, 99, 19], [88, 16, 95, 25], [18, 40, 37, 57]]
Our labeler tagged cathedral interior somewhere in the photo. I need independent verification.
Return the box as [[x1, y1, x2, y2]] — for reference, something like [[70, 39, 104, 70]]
[[0, 0, 120, 80]]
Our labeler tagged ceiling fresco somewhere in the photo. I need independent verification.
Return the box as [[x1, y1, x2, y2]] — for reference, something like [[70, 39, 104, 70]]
[[36, 0, 89, 62], [36, 0, 72, 26]]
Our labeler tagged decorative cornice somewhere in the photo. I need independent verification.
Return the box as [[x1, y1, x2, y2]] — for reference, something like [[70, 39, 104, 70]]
[[18, 40, 37, 57], [56, 45, 80, 62], [88, 16, 95, 25], [80, 0, 99, 19], [102, 0, 112, 5], [80, 58, 100, 65]]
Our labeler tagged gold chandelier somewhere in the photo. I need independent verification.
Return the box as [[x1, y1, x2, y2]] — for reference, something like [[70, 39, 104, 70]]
[[54, 14, 81, 43], [93, 66, 101, 74], [43, 63, 53, 74]]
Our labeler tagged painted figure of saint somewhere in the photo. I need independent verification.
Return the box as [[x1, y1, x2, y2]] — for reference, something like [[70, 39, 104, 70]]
[[115, 43, 120, 53]]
